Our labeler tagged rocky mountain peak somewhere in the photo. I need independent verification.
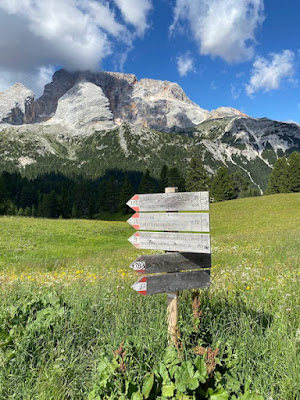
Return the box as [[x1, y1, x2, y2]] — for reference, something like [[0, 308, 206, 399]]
[[0, 83, 35, 125]]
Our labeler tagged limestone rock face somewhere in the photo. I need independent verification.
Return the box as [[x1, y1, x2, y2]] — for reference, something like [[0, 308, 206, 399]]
[[34, 70, 209, 132], [0, 83, 35, 124], [117, 78, 209, 131], [48, 81, 114, 133], [208, 107, 247, 120]]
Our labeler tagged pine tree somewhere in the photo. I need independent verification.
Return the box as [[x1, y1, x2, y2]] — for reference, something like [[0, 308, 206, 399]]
[[138, 170, 157, 194], [118, 175, 134, 214], [24, 206, 32, 217], [185, 158, 210, 192], [159, 165, 169, 192], [211, 167, 235, 202], [168, 167, 185, 191], [266, 157, 289, 194], [286, 151, 300, 192], [231, 171, 250, 198]]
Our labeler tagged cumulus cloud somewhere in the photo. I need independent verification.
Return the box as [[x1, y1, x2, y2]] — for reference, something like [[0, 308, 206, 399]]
[[246, 50, 295, 96], [113, 0, 152, 36], [0, 66, 56, 97], [177, 53, 195, 76], [170, 0, 264, 63], [0, 0, 152, 95]]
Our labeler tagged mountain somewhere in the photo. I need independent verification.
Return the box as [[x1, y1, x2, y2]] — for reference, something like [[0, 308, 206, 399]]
[[0, 69, 299, 193]]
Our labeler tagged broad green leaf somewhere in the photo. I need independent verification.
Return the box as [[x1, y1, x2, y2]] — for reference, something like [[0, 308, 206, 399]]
[[175, 362, 199, 392], [131, 392, 143, 400], [207, 387, 229, 400], [194, 356, 208, 383], [142, 372, 154, 399], [162, 383, 175, 397], [156, 362, 170, 383], [163, 345, 179, 366]]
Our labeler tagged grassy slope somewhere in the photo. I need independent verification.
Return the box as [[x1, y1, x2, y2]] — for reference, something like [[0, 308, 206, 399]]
[[0, 193, 299, 399]]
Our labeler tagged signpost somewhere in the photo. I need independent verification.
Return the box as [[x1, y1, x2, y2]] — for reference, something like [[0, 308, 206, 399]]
[[127, 188, 211, 345], [127, 212, 210, 232], [126, 191, 209, 212], [128, 232, 210, 253], [130, 253, 211, 274]]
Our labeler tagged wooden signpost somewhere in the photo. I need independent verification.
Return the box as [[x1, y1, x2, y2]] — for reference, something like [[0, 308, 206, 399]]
[[127, 212, 210, 232], [127, 188, 211, 345], [128, 232, 211, 253], [126, 191, 209, 212]]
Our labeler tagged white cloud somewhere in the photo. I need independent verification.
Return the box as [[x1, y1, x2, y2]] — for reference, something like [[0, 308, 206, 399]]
[[0, 66, 55, 97], [246, 50, 295, 96], [231, 84, 241, 100], [114, 0, 152, 36], [170, 0, 264, 63], [177, 53, 195, 76], [0, 0, 152, 95]]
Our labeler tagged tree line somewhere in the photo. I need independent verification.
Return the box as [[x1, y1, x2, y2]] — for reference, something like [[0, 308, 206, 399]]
[[266, 151, 300, 194], [0, 158, 264, 219]]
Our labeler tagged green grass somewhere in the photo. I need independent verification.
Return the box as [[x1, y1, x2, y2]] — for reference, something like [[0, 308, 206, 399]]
[[0, 193, 299, 399]]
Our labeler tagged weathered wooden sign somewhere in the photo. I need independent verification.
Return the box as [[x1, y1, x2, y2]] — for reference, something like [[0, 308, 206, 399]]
[[127, 191, 209, 212], [128, 231, 211, 253], [127, 212, 210, 232], [130, 252, 211, 274], [127, 189, 212, 345], [131, 270, 211, 296]]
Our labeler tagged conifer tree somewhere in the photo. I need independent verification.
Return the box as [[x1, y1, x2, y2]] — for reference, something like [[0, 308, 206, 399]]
[[159, 165, 169, 192], [168, 167, 185, 191], [185, 158, 210, 192], [138, 170, 156, 194], [118, 175, 134, 214], [286, 151, 300, 192], [266, 157, 289, 194], [211, 167, 235, 202]]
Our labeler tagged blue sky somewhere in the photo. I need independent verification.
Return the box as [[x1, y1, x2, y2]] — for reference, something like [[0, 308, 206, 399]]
[[0, 0, 299, 123]]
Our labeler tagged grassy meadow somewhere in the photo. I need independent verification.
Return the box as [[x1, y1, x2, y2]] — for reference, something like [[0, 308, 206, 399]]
[[0, 193, 299, 399]]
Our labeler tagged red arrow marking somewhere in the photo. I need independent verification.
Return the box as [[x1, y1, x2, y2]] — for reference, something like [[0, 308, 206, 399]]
[[132, 195, 139, 201], [131, 276, 147, 296], [132, 213, 140, 229]]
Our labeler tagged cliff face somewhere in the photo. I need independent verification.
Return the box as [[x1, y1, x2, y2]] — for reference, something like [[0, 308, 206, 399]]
[[0, 83, 35, 125], [33, 69, 210, 132], [1, 69, 246, 132]]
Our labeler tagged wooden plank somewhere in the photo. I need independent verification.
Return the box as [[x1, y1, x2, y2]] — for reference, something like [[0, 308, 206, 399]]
[[130, 253, 211, 274], [128, 231, 211, 253], [131, 270, 210, 295], [127, 212, 210, 232], [126, 192, 209, 212]]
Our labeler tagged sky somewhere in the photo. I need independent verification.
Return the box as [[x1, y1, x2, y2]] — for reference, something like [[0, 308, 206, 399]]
[[0, 0, 299, 123]]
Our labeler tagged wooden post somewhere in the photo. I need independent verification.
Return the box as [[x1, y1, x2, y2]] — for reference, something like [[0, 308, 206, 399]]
[[165, 187, 179, 346]]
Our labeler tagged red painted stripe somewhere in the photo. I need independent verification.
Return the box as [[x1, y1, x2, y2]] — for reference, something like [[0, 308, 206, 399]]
[[139, 290, 147, 296], [133, 213, 140, 219], [140, 277, 147, 282], [132, 195, 139, 200], [132, 206, 140, 212], [135, 232, 140, 237], [132, 224, 140, 230]]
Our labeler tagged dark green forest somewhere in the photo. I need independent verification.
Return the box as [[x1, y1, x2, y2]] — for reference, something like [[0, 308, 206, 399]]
[[0, 158, 268, 219]]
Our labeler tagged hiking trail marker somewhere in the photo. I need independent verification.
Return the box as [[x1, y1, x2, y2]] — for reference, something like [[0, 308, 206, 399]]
[[127, 188, 211, 345]]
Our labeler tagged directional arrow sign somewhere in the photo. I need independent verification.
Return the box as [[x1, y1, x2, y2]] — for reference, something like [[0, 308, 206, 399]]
[[130, 252, 211, 274], [128, 232, 210, 253], [126, 192, 209, 212], [131, 270, 210, 296], [127, 213, 210, 232]]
